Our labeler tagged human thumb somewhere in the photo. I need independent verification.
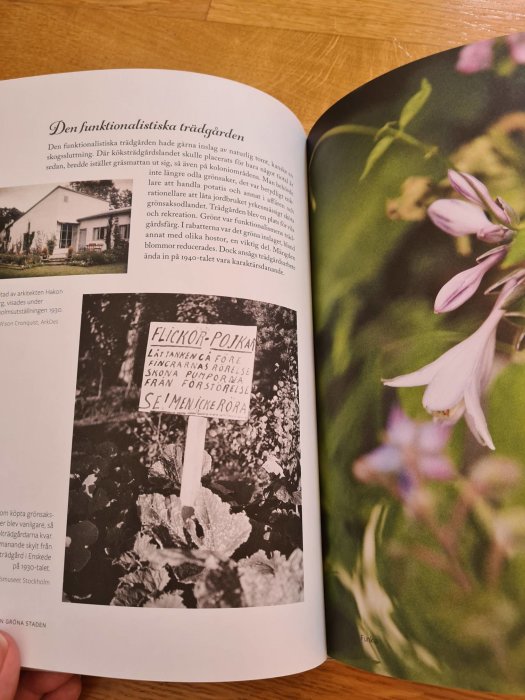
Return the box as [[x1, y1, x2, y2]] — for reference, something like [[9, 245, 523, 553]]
[[0, 632, 20, 700]]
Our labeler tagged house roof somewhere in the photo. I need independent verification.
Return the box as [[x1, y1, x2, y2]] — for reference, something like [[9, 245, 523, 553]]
[[16, 186, 107, 219], [0, 185, 109, 234], [77, 207, 131, 221]]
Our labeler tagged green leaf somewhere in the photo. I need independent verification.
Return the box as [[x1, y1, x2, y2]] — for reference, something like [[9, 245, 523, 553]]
[[488, 362, 525, 461], [504, 316, 525, 338], [502, 233, 525, 268], [374, 121, 397, 141], [501, 286, 525, 318], [359, 136, 395, 181], [308, 123, 377, 168], [398, 78, 432, 129], [331, 303, 359, 376], [309, 129, 443, 329]]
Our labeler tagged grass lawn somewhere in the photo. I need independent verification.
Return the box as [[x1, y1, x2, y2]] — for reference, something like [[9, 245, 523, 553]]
[[0, 263, 127, 279]]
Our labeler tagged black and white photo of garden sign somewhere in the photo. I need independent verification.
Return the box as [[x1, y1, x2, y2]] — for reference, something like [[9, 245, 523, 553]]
[[139, 321, 257, 515], [64, 293, 303, 609]]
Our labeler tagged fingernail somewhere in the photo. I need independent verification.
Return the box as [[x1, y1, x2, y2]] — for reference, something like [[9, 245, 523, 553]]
[[0, 632, 8, 671]]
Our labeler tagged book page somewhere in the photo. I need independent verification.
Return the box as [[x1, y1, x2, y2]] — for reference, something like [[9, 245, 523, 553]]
[[0, 69, 325, 681], [308, 36, 525, 694]]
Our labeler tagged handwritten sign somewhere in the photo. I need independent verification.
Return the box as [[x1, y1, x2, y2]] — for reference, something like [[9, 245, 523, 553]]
[[139, 322, 257, 421]]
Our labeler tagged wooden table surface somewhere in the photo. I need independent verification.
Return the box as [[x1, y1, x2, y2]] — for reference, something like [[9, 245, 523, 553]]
[[2, 1, 525, 698]]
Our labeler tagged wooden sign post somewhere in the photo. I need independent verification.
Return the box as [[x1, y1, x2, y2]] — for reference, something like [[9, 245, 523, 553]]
[[180, 415, 208, 519], [139, 322, 257, 515]]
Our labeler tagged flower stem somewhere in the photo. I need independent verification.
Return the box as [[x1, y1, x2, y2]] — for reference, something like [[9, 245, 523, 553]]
[[419, 510, 473, 591], [308, 123, 444, 168]]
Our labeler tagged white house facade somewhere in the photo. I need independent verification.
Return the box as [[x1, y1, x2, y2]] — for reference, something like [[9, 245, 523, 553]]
[[1, 186, 131, 256], [75, 208, 131, 252]]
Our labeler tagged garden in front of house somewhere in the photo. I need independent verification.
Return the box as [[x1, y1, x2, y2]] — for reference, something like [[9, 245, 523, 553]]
[[0, 261, 127, 278], [0, 247, 128, 279]]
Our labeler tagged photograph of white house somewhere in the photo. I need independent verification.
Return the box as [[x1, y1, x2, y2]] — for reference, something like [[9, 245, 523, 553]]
[[75, 205, 131, 253], [0, 179, 132, 279]]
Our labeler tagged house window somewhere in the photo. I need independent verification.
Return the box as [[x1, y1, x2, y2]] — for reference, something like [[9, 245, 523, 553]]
[[59, 223, 75, 248], [93, 226, 108, 240], [119, 224, 130, 240]]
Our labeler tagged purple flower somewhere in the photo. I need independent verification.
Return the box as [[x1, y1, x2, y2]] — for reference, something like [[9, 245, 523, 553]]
[[447, 171, 516, 223], [383, 278, 522, 450], [428, 170, 518, 243], [353, 407, 454, 506], [456, 35, 525, 74], [507, 34, 525, 64], [434, 245, 508, 313], [456, 40, 494, 74]]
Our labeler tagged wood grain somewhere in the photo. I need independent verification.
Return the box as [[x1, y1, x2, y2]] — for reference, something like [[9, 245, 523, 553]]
[[6, 0, 211, 20], [2, 1, 525, 698], [0, 5, 453, 132], [80, 660, 523, 699], [208, 0, 525, 48]]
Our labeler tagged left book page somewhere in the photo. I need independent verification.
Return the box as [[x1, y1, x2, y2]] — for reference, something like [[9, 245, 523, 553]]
[[0, 69, 325, 681]]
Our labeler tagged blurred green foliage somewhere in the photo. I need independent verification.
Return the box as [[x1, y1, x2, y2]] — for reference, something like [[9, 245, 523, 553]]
[[309, 45, 525, 692]]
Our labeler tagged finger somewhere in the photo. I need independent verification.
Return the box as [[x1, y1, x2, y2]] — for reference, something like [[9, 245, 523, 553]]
[[15, 671, 78, 699], [39, 675, 81, 700], [0, 631, 21, 700]]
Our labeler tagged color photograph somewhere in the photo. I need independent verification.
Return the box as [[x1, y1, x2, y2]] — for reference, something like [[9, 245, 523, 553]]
[[0, 179, 132, 278], [309, 37, 525, 693]]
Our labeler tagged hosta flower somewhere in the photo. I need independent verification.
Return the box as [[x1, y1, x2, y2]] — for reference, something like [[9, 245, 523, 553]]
[[456, 40, 494, 74], [434, 245, 508, 313], [428, 170, 519, 243], [456, 34, 525, 74], [383, 277, 522, 449], [353, 406, 454, 510], [507, 33, 525, 64]]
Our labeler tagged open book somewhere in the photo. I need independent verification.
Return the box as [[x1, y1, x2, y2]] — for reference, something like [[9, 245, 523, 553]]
[[1, 34, 525, 694]]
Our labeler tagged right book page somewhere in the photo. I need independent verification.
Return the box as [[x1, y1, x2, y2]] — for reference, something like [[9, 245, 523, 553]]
[[308, 35, 525, 694]]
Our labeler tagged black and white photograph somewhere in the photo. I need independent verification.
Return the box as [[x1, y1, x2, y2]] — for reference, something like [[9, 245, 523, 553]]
[[64, 293, 303, 608], [0, 179, 132, 279]]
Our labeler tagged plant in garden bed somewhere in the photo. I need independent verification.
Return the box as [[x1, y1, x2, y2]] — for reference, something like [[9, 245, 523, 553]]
[[111, 488, 303, 608], [65, 413, 303, 607], [64, 436, 145, 604], [71, 249, 126, 266], [316, 81, 525, 451], [384, 170, 525, 450], [0, 252, 26, 266], [353, 406, 524, 590], [308, 55, 525, 688], [65, 294, 303, 607], [47, 236, 56, 256]]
